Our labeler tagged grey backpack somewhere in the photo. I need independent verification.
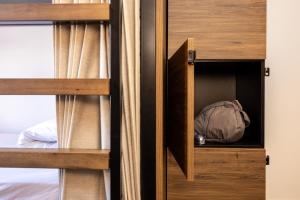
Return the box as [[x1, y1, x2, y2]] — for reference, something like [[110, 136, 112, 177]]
[[194, 100, 250, 144]]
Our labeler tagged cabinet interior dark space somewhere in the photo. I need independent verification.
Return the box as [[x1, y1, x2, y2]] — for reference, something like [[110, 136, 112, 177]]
[[194, 60, 265, 148]]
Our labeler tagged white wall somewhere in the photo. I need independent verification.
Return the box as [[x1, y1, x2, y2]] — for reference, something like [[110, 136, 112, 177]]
[[266, 0, 300, 200], [0, 25, 55, 133]]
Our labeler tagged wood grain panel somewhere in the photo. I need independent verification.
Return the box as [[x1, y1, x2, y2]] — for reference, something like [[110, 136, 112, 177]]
[[168, 0, 266, 59], [0, 148, 110, 170], [168, 38, 194, 180], [156, 0, 166, 198], [0, 3, 109, 21], [168, 148, 266, 200], [0, 79, 110, 95]]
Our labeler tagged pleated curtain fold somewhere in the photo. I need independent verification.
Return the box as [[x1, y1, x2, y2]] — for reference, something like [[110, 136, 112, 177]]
[[53, 0, 140, 199], [121, 0, 140, 199], [53, 0, 110, 199]]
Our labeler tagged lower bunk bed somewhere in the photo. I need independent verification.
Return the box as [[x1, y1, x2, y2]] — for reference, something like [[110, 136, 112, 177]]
[[0, 133, 58, 200], [0, 168, 58, 200]]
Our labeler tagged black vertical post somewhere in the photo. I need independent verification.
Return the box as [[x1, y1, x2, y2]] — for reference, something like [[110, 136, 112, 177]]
[[141, 0, 156, 199], [110, 0, 121, 199], [261, 61, 265, 148]]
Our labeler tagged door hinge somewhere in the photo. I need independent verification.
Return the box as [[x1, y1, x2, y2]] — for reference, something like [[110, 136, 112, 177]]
[[188, 50, 196, 64], [265, 67, 270, 77], [266, 155, 270, 165]]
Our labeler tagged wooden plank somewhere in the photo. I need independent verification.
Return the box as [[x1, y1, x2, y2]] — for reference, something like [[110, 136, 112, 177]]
[[169, 0, 266, 59], [156, 0, 166, 198], [0, 79, 110, 95], [168, 148, 266, 200], [0, 148, 110, 170], [168, 38, 194, 180], [0, 3, 109, 21]]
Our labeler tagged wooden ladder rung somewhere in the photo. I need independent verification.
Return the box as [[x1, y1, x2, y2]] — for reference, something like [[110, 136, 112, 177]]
[[0, 3, 109, 22], [0, 79, 110, 95], [0, 148, 110, 170]]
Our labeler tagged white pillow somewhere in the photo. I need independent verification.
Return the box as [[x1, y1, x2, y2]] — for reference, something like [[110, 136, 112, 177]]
[[18, 119, 57, 145], [17, 137, 58, 148]]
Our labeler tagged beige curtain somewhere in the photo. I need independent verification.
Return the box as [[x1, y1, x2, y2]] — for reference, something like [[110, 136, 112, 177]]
[[54, 0, 140, 199], [54, 0, 110, 199], [121, 0, 140, 199]]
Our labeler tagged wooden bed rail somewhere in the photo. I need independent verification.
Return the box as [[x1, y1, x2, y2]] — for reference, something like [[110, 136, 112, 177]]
[[0, 79, 110, 95], [0, 3, 109, 22], [0, 148, 110, 170]]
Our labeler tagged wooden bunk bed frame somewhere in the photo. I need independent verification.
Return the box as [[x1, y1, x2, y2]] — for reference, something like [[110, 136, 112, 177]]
[[0, 1, 121, 200]]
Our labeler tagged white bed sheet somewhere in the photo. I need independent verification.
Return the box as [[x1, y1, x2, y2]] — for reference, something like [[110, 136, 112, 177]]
[[0, 168, 59, 200], [0, 133, 59, 200]]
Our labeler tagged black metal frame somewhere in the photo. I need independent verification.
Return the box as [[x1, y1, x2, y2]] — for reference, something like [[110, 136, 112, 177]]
[[140, 0, 158, 199], [110, 0, 121, 199]]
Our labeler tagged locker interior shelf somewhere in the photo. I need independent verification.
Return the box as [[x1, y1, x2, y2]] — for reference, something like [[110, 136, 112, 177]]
[[194, 60, 265, 148]]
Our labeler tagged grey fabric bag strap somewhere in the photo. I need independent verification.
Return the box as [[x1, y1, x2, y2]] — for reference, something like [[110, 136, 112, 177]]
[[232, 100, 250, 127]]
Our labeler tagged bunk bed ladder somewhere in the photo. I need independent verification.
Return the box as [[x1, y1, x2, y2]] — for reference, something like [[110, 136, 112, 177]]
[[0, 1, 121, 200]]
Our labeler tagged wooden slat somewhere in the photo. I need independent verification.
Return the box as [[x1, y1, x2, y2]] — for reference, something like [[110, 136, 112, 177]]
[[0, 79, 110, 95], [0, 148, 110, 170], [0, 3, 109, 21], [156, 0, 166, 198]]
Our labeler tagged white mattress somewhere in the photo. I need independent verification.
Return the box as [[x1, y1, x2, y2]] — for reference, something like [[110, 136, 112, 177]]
[[0, 168, 59, 200], [0, 133, 59, 200]]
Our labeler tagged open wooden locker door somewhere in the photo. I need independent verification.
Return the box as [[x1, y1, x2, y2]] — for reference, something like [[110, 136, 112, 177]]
[[167, 38, 195, 181]]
